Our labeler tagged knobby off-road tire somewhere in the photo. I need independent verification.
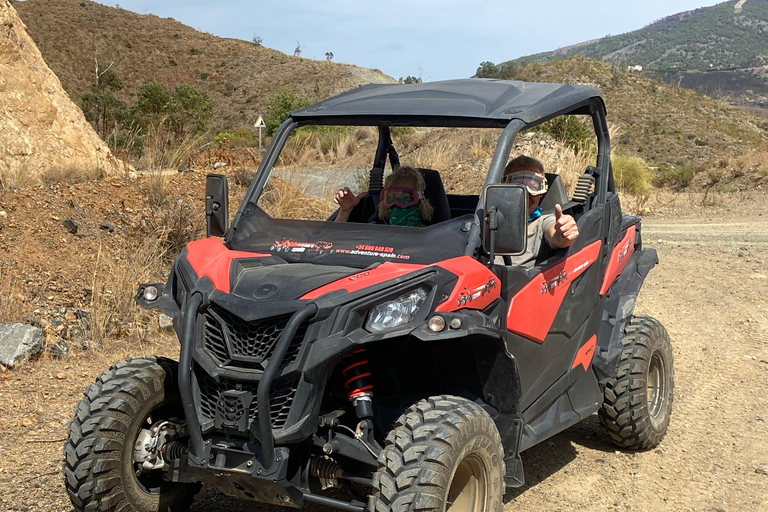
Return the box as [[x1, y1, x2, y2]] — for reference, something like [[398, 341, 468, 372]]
[[63, 356, 200, 512], [599, 315, 674, 450], [372, 395, 505, 512]]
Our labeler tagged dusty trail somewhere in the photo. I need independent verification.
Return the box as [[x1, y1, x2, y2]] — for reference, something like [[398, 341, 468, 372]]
[[0, 194, 767, 512]]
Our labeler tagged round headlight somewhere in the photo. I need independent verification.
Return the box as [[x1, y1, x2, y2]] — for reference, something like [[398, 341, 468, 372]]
[[428, 315, 445, 332], [143, 286, 159, 302]]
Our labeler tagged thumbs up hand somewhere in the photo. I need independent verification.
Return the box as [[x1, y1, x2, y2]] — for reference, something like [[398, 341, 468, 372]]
[[551, 204, 579, 247]]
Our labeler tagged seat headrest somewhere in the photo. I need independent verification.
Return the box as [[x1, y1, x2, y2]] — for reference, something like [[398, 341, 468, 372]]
[[418, 169, 451, 225], [538, 173, 568, 214]]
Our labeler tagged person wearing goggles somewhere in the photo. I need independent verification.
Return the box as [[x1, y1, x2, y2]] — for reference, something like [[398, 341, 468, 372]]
[[334, 166, 433, 227], [502, 155, 579, 266]]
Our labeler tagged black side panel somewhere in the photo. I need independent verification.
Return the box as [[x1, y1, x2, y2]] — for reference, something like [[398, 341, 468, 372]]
[[593, 248, 658, 386], [604, 192, 623, 262], [519, 362, 602, 452]]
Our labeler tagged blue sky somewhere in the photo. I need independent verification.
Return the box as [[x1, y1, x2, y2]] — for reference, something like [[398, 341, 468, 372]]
[[102, 0, 723, 81]]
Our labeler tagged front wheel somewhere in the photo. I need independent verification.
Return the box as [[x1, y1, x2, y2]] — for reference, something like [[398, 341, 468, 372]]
[[371, 395, 505, 512], [63, 357, 200, 512], [599, 315, 674, 450]]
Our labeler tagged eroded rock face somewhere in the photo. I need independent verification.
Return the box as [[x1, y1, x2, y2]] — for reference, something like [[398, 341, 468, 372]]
[[0, 0, 125, 185], [0, 323, 43, 368]]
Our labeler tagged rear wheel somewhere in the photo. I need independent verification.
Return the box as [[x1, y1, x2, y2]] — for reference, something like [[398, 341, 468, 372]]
[[63, 357, 200, 512], [371, 395, 504, 512], [599, 315, 674, 450]]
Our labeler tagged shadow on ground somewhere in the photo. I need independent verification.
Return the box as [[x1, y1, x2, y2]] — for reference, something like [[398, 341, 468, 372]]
[[189, 415, 618, 511], [503, 415, 617, 505]]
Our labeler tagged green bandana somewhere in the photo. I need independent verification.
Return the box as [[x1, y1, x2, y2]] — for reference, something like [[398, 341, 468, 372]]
[[389, 204, 421, 227]]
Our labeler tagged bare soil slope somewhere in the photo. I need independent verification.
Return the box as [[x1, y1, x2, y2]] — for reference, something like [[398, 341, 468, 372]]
[[509, 57, 767, 166], [13, 0, 395, 131], [0, 185, 766, 511]]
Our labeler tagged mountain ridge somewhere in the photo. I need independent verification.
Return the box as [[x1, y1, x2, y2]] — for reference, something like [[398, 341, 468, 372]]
[[506, 0, 768, 115], [12, 0, 394, 132]]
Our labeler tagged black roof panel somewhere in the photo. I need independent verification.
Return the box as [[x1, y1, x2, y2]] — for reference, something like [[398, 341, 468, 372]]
[[291, 79, 604, 127]]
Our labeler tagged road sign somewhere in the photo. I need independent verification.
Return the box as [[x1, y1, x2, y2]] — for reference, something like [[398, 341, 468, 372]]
[[254, 115, 266, 152]]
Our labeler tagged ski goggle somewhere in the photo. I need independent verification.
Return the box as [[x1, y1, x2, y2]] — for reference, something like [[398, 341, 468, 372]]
[[380, 186, 425, 208], [501, 171, 548, 196]]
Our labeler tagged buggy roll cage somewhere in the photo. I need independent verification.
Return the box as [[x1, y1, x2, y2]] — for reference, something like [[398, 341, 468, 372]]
[[227, 79, 612, 255]]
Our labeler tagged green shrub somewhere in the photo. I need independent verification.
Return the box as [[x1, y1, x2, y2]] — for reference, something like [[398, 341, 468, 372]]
[[319, 131, 344, 154], [475, 61, 499, 78], [264, 90, 312, 136], [107, 132, 143, 156], [529, 115, 595, 152], [653, 163, 697, 190], [612, 154, 651, 196], [757, 164, 768, 177], [390, 126, 415, 138], [214, 129, 255, 147]]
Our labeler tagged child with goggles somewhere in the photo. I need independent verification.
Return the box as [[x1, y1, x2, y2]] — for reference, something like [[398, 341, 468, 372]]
[[502, 155, 579, 267], [334, 166, 434, 227]]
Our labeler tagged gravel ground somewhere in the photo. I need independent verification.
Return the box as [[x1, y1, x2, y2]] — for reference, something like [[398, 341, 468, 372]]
[[1, 191, 767, 512]]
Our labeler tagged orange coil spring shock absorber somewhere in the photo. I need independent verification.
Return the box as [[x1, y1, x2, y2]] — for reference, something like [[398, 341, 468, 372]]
[[342, 348, 374, 418]]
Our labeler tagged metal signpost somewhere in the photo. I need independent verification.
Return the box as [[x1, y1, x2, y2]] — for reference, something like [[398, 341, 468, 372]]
[[254, 115, 266, 152]]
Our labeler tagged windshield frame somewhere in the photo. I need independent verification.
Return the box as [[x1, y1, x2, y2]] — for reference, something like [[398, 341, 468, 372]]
[[226, 98, 610, 259]]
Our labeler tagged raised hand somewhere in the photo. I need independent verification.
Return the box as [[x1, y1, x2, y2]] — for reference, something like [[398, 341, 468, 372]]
[[334, 187, 365, 212], [552, 204, 579, 246]]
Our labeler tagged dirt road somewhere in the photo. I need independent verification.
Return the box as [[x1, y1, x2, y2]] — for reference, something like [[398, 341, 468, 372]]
[[1, 192, 766, 512]]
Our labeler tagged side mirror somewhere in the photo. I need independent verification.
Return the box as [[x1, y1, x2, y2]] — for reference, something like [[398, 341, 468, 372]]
[[205, 174, 228, 237], [483, 184, 528, 256]]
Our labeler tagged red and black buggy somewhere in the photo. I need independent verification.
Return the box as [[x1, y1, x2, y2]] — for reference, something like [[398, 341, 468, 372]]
[[64, 79, 673, 512]]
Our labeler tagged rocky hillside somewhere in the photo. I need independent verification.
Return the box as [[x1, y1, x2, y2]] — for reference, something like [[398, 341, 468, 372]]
[[0, 0, 125, 187], [12, 0, 394, 132], [506, 0, 768, 115], [507, 57, 767, 166]]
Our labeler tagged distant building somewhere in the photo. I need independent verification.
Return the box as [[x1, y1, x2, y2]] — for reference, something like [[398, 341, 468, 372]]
[[627, 65, 643, 72]]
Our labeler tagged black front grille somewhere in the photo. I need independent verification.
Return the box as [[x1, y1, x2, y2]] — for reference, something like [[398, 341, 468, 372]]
[[203, 306, 307, 371], [195, 365, 297, 430]]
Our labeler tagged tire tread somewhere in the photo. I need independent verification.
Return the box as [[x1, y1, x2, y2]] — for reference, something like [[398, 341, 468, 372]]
[[63, 356, 199, 512], [599, 315, 674, 450]]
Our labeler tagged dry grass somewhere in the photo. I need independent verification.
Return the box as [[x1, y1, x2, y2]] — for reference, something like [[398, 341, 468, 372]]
[[88, 232, 169, 350], [137, 118, 211, 172], [1, 165, 105, 191], [0, 165, 44, 190], [612, 154, 652, 196], [277, 128, 375, 169], [521, 142, 592, 194], [403, 137, 463, 172], [135, 119, 211, 206], [0, 269, 27, 324], [258, 177, 336, 220], [39, 166, 103, 186]]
